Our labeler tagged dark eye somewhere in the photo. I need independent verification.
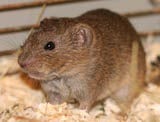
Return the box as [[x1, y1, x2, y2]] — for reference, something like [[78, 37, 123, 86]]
[[44, 41, 55, 50]]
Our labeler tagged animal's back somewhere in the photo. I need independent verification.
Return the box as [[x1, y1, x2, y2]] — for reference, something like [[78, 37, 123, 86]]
[[78, 9, 146, 111], [78, 9, 145, 83]]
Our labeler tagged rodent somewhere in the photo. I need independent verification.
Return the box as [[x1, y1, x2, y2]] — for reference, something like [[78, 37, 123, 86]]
[[18, 9, 146, 112]]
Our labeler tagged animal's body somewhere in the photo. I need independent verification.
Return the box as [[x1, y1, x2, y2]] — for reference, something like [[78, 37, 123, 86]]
[[18, 9, 146, 112]]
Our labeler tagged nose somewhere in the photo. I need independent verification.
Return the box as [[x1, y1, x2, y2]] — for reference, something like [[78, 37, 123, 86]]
[[18, 50, 37, 69], [18, 56, 34, 69], [19, 61, 27, 68]]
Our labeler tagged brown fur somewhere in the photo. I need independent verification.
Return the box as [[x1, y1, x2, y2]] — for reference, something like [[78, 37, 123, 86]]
[[18, 9, 146, 112]]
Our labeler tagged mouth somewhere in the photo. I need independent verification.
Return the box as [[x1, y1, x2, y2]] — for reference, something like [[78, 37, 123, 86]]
[[27, 71, 58, 81], [27, 71, 45, 80]]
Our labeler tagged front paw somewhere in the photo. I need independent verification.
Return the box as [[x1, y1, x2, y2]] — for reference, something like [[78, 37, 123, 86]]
[[47, 92, 64, 105], [79, 101, 93, 112]]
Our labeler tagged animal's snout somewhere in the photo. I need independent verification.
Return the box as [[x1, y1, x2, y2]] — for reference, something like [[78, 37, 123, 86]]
[[19, 60, 27, 68], [18, 54, 35, 69]]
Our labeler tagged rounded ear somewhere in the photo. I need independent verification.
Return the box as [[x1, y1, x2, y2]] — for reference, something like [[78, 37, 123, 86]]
[[40, 18, 50, 28], [40, 17, 57, 31], [71, 24, 93, 47]]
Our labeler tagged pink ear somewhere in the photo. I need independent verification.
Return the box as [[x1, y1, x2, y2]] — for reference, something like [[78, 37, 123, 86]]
[[76, 29, 86, 45], [73, 24, 93, 47]]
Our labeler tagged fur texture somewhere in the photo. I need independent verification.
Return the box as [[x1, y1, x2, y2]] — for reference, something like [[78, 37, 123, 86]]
[[18, 9, 146, 112]]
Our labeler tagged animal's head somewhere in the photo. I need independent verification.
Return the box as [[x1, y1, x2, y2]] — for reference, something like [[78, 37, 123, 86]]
[[18, 18, 95, 80]]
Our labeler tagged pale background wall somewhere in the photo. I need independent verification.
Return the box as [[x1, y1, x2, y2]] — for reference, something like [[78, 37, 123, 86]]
[[0, 0, 159, 51]]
